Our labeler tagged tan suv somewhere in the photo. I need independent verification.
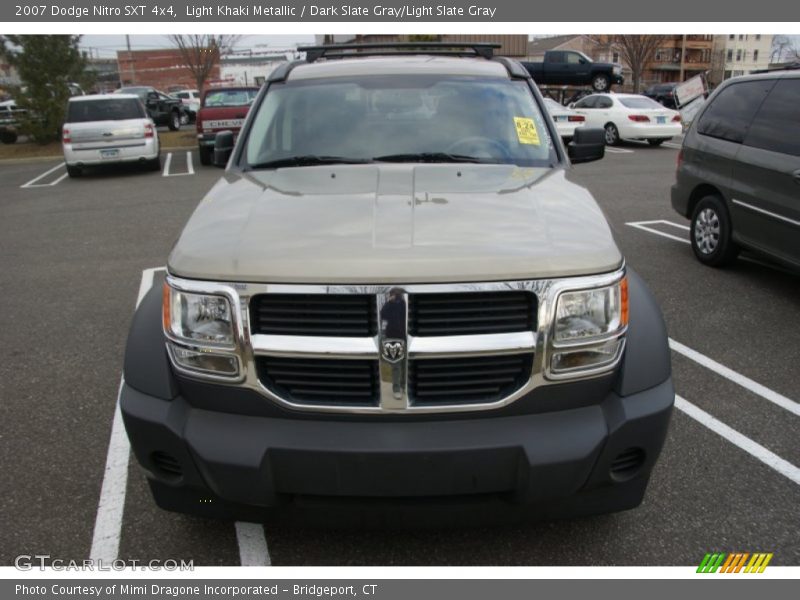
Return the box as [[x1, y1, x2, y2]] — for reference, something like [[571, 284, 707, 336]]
[[121, 43, 673, 524]]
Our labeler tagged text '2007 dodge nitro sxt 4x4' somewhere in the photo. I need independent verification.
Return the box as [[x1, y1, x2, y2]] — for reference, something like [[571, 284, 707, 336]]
[[122, 43, 674, 525]]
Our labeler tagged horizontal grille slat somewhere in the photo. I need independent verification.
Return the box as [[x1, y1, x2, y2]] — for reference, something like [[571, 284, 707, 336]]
[[256, 357, 379, 406], [409, 291, 535, 336], [251, 294, 377, 337], [409, 354, 532, 405]]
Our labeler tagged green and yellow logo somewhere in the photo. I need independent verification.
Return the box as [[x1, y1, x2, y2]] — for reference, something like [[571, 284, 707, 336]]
[[697, 552, 773, 573]]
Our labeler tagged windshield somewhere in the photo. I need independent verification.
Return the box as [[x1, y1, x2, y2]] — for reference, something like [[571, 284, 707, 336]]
[[67, 98, 145, 122], [620, 97, 665, 110], [243, 75, 557, 168], [204, 89, 257, 107]]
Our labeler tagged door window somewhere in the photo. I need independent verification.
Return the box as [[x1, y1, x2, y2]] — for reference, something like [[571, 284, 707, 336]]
[[696, 80, 775, 143], [743, 79, 800, 157]]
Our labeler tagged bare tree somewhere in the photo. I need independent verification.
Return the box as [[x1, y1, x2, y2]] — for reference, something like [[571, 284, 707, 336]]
[[591, 35, 666, 93], [771, 35, 799, 63], [169, 35, 240, 94]]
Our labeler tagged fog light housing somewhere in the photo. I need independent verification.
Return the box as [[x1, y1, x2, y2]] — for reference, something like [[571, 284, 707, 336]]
[[168, 343, 240, 377], [551, 338, 624, 374]]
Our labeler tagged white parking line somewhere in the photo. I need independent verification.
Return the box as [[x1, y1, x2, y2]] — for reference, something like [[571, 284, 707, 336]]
[[162, 151, 195, 177], [235, 522, 271, 566], [20, 162, 66, 188], [663, 142, 683, 149], [675, 395, 800, 486], [162, 153, 172, 177], [626, 219, 690, 244], [605, 147, 635, 154], [670, 339, 800, 418], [90, 267, 163, 562]]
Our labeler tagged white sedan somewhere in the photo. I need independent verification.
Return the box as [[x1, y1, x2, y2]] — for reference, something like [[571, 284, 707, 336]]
[[542, 98, 586, 141], [569, 93, 682, 146]]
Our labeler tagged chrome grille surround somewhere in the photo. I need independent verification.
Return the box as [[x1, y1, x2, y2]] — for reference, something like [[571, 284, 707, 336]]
[[164, 267, 627, 414]]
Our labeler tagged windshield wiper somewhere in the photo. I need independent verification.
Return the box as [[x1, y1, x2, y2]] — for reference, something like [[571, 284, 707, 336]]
[[373, 152, 495, 164], [247, 155, 373, 169]]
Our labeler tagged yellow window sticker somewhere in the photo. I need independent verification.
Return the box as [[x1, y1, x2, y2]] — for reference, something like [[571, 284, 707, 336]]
[[514, 117, 540, 145]]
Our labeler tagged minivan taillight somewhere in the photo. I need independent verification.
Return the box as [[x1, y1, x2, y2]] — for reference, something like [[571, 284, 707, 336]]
[[62, 127, 71, 144], [628, 115, 650, 122], [144, 124, 154, 138]]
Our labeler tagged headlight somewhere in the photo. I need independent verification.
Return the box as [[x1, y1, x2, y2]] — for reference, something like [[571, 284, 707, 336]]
[[549, 277, 628, 377], [554, 278, 628, 343], [162, 283, 234, 346]]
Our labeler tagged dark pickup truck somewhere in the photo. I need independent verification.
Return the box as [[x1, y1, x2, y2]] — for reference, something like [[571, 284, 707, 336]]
[[522, 50, 624, 92], [117, 86, 186, 131]]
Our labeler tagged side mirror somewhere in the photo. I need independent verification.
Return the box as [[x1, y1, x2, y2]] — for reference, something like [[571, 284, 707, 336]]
[[568, 127, 605, 164], [213, 130, 235, 168], [568, 102, 576, 109], [147, 92, 158, 101]]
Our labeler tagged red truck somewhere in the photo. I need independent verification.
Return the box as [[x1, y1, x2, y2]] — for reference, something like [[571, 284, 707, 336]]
[[196, 86, 259, 165]]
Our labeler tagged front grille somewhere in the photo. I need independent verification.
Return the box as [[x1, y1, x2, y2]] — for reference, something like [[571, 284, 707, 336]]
[[257, 357, 380, 406], [250, 294, 377, 337], [408, 291, 536, 336], [409, 353, 533, 405]]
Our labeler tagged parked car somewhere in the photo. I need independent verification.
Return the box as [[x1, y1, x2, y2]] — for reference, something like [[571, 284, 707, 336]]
[[570, 93, 682, 146], [642, 83, 678, 109], [522, 51, 624, 92], [543, 97, 586, 140], [171, 89, 201, 122], [121, 43, 673, 523], [0, 99, 23, 144], [62, 94, 160, 177], [116, 86, 185, 131], [195, 86, 258, 165], [672, 69, 800, 270]]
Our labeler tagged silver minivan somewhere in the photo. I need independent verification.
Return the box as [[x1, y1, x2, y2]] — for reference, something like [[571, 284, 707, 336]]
[[671, 68, 800, 270], [62, 94, 160, 177]]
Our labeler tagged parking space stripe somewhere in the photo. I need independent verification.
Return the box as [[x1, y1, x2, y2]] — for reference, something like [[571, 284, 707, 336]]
[[662, 142, 683, 149], [675, 395, 800, 486], [235, 522, 271, 566], [20, 162, 66, 188], [90, 267, 163, 562], [605, 147, 635, 154], [670, 339, 800, 418], [186, 151, 194, 176], [162, 153, 172, 177], [49, 172, 69, 186], [626, 220, 689, 244]]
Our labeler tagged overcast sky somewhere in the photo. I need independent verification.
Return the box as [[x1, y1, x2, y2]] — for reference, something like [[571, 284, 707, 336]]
[[79, 34, 316, 59]]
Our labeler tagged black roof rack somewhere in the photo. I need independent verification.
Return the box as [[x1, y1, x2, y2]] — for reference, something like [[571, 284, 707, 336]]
[[297, 42, 502, 63]]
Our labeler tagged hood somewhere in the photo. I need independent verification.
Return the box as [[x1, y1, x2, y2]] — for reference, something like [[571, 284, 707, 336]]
[[168, 164, 623, 284]]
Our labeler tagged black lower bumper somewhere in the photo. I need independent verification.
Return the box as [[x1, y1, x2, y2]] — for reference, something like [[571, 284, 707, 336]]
[[120, 377, 674, 522]]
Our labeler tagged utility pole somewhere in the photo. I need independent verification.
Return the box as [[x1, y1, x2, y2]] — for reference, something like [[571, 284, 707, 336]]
[[679, 34, 686, 81], [126, 34, 135, 85]]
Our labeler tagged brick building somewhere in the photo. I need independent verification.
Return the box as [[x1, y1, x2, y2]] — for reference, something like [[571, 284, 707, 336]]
[[116, 48, 220, 90]]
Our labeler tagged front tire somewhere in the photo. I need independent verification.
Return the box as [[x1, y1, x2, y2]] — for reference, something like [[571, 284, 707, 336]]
[[604, 123, 620, 146], [690, 195, 739, 267], [168, 111, 181, 131], [592, 74, 610, 92], [0, 130, 17, 144]]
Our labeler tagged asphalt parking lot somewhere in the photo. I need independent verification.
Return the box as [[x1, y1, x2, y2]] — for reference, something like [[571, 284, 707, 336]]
[[0, 138, 798, 567]]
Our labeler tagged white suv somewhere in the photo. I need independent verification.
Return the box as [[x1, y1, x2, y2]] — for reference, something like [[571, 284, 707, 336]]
[[62, 94, 160, 177]]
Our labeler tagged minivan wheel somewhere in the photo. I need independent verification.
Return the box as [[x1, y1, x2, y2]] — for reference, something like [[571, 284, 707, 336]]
[[604, 123, 620, 146], [690, 195, 739, 267], [168, 111, 181, 131], [66, 165, 82, 178]]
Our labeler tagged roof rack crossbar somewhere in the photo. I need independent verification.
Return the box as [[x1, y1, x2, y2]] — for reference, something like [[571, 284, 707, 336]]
[[298, 42, 501, 63]]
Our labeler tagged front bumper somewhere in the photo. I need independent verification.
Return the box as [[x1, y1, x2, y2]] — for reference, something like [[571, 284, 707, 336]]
[[121, 376, 674, 521]]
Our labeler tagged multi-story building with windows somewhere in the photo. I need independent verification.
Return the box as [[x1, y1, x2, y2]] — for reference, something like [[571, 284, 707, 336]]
[[715, 34, 774, 79], [645, 35, 714, 84]]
